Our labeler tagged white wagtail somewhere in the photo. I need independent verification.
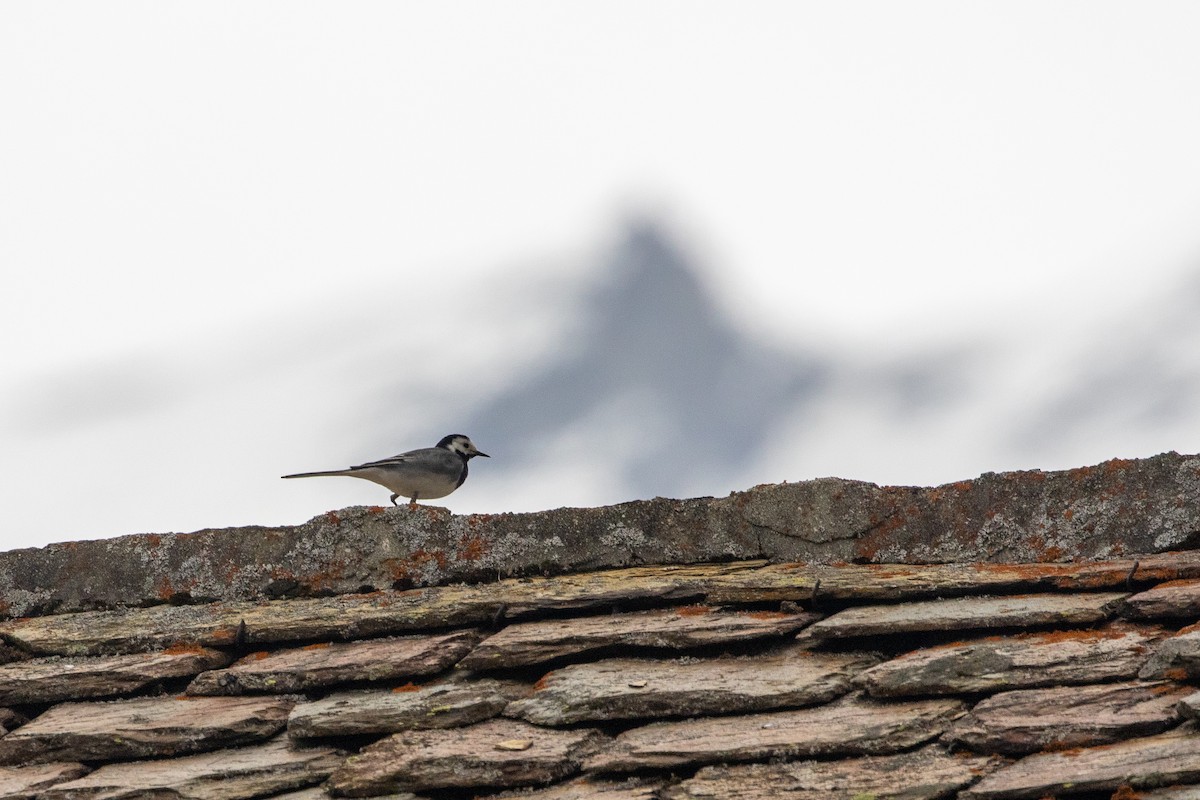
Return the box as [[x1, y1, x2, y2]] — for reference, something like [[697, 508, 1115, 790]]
[[282, 434, 489, 507]]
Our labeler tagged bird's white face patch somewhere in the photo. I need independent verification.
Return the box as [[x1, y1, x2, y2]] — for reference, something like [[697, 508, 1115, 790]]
[[445, 436, 478, 456]]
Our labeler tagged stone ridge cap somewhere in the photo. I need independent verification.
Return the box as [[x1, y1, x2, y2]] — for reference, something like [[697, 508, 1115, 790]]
[[0, 450, 1198, 621]]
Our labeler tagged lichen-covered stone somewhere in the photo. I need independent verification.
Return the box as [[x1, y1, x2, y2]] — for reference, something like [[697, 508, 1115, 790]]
[[37, 737, 342, 800], [288, 680, 511, 738], [0, 695, 295, 765], [962, 727, 1200, 799], [859, 626, 1158, 697], [326, 718, 603, 796], [584, 694, 965, 774], [944, 680, 1187, 754], [187, 631, 480, 695], [802, 592, 1127, 640], [0, 647, 230, 705], [506, 646, 875, 725], [664, 747, 1001, 800], [2, 452, 1198, 617]]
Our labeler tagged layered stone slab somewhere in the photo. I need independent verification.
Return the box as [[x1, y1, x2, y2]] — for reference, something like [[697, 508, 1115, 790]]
[[583, 694, 964, 774], [1142, 629, 1200, 680], [0, 646, 230, 705], [5, 552, 1198, 657], [945, 680, 1188, 754], [506, 646, 876, 725], [1127, 580, 1200, 618], [289, 679, 511, 738], [663, 747, 1000, 800], [0, 762, 90, 798], [187, 630, 480, 695], [269, 789, 421, 800], [962, 727, 1200, 799], [456, 606, 818, 670], [478, 778, 664, 799], [6, 451, 1200, 617], [0, 694, 294, 765], [802, 592, 1127, 640], [1138, 786, 1200, 799], [859, 625, 1157, 697], [325, 718, 603, 796], [37, 737, 342, 800], [703, 551, 1200, 604]]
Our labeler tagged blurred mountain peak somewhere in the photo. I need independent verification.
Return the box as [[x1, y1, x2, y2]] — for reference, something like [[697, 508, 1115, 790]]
[[457, 218, 830, 499]]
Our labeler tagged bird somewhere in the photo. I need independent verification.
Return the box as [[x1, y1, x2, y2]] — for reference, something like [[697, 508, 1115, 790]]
[[282, 434, 489, 507]]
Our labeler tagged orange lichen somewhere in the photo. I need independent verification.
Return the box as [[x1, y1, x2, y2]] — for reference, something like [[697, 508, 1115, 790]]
[[1109, 785, 1142, 800], [533, 672, 556, 691], [457, 534, 490, 562], [392, 682, 421, 693], [154, 577, 175, 601], [248, 651, 271, 661], [301, 642, 332, 651], [675, 604, 715, 617], [162, 643, 206, 655], [324, 511, 341, 525], [367, 506, 387, 515]]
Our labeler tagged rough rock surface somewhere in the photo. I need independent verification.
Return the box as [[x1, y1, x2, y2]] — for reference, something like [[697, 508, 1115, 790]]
[[858, 625, 1159, 697], [584, 695, 965, 773], [962, 726, 1200, 799], [37, 737, 343, 800], [288, 680, 512, 738], [187, 630, 481, 695], [663, 747, 1001, 800], [2, 451, 1198, 617], [0, 646, 230, 705], [801, 591, 1127, 640], [944, 680, 1188, 753], [505, 646, 876, 725], [326, 718, 603, 796], [456, 606, 818, 670], [0, 695, 295, 765]]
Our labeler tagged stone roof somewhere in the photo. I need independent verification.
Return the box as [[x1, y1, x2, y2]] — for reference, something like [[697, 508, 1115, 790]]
[[0, 452, 1199, 799]]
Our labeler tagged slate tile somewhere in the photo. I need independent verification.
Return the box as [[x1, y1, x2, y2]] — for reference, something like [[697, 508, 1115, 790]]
[[477, 777, 664, 799], [700, 551, 1200, 603], [1142, 628, 1200, 680], [961, 726, 1200, 799], [859, 625, 1157, 697], [506, 645, 876, 725], [288, 679, 510, 738], [0, 646, 230, 705], [0, 762, 89, 800], [1127, 580, 1200, 618], [1138, 786, 1200, 799], [326, 718, 604, 796], [802, 592, 1128, 640], [0, 694, 295, 765], [456, 606, 819, 670], [266, 788, 423, 800], [37, 737, 342, 800], [6, 552, 1196, 658], [663, 746, 1001, 800], [583, 694, 965, 774], [187, 630, 481, 695], [945, 680, 1189, 754]]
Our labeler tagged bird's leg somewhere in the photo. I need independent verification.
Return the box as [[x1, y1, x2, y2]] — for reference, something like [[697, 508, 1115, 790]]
[[408, 492, 419, 509], [389, 494, 399, 506]]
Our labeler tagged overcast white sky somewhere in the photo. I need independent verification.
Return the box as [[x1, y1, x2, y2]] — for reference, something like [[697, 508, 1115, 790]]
[[4, 3, 1200, 549]]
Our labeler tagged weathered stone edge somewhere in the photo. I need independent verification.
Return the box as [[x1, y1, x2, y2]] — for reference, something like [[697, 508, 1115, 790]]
[[1, 451, 1198, 619]]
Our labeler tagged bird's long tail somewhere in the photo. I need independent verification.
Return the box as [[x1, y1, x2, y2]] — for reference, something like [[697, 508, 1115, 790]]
[[281, 470, 354, 479]]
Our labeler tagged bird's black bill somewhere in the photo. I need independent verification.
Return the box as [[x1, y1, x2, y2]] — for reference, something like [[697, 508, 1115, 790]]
[[477, 452, 490, 458]]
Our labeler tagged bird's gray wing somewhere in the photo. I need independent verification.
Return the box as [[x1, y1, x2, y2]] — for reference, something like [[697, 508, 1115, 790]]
[[349, 447, 441, 471]]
